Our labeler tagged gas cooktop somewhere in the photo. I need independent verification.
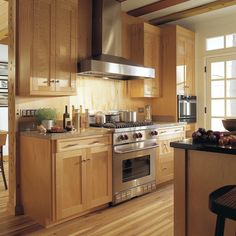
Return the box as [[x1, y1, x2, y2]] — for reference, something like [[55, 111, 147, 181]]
[[90, 121, 154, 129]]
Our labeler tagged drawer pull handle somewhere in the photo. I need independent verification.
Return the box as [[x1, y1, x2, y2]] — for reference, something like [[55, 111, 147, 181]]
[[64, 143, 78, 148], [87, 158, 91, 161], [162, 167, 168, 170]]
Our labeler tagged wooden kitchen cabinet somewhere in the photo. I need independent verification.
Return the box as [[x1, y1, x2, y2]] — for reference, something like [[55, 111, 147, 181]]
[[17, 0, 77, 96], [176, 27, 195, 96], [156, 126, 185, 184], [20, 134, 112, 227], [152, 25, 195, 121], [55, 137, 112, 220], [128, 22, 161, 98]]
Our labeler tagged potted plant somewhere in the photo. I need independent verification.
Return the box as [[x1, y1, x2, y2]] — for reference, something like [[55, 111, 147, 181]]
[[35, 108, 57, 130]]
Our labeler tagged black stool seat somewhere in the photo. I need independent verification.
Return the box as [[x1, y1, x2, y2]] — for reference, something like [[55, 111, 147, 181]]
[[209, 185, 236, 236]]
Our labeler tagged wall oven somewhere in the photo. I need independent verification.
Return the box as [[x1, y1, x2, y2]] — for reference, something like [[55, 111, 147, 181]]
[[177, 95, 197, 123]]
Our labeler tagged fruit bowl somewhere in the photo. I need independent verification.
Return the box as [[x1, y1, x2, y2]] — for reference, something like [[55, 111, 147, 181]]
[[222, 119, 236, 131]]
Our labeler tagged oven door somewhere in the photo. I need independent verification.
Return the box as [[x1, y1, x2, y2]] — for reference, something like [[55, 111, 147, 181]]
[[113, 140, 158, 194], [178, 100, 196, 122]]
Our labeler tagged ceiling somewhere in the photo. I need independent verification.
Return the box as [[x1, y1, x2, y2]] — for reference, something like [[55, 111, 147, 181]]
[[120, 0, 236, 25], [0, 0, 236, 43]]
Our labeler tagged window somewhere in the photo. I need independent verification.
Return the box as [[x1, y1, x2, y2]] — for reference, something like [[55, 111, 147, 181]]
[[206, 34, 236, 51], [206, 55, 236, 131]]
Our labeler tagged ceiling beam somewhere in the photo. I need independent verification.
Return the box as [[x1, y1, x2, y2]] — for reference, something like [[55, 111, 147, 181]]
[[128, 0, 189, 17], [149, 0, 236, 25]]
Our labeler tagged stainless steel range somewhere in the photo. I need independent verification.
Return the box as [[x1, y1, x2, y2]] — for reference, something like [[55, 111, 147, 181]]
[[93, 121, 159, 205]]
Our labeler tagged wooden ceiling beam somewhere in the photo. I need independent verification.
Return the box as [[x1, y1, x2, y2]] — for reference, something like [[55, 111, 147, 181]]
[[128, 0, 189, 17], [149, 0, 236, 25]]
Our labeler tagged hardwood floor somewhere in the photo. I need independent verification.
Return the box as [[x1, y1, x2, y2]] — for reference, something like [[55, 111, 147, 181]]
[[0, 161, 173, 236]]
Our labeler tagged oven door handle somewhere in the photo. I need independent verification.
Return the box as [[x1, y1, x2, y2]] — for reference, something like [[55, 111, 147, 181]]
[[114, 144, 158, 154]]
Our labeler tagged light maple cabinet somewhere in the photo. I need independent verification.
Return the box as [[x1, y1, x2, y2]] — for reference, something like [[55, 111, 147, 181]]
[[17, 0, 77, 96], [20, 134, 112, 227], [128, 22, 161, 98], [156, 126, 185, 184], [176, 27, 195, 96], [152, 25, 195, 121], [55, 136, 112, 220]]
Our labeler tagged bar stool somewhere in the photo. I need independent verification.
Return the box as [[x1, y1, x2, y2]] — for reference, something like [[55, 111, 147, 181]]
[[209, 185, 236, 236], [0, 132, 7, 190]]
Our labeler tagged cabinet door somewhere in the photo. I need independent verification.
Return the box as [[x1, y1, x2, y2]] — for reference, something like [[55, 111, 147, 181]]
[[185, 36, 195, 95], [55, 149, 86, 220], [144, 28, 161, 97], [176, 34, 186, 95], [86, 145, 112, 209], [31, 0, 56, 94], [55, 0, 77, 94]]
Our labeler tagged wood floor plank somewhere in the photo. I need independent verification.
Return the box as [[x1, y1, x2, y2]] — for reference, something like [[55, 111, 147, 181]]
[[0, 162, 173, 236]]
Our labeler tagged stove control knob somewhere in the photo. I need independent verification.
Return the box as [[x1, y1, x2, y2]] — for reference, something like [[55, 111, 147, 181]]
[[124, 134, 129, 140], [151, 130, 158, 136], [138, 132, 143, 138], [118, 135, 125, 141], [133, 133, 139, 139]]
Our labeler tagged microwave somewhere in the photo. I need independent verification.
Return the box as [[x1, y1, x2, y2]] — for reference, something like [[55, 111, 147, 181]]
[[177, 95, 197, 123]]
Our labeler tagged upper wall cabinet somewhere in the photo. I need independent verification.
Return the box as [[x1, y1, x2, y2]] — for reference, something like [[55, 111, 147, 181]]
[[128, 22, 161, 98], [176, 26, 195, 96], [17, 0, 77, 96]]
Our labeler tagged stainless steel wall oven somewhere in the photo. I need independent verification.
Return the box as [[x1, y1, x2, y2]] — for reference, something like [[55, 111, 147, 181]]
[[177, 95, 197, 123]]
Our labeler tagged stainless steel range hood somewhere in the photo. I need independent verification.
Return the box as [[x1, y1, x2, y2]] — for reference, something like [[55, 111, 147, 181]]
[[77, 0, 155, 80]]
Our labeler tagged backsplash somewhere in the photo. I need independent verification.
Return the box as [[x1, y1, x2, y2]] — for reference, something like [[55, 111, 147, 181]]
[[70, 76, 151, 114]]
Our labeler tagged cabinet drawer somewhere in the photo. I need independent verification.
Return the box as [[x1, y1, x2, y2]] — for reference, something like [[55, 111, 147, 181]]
[[160, 161, 173, 175], [57, 135, 111, 153]]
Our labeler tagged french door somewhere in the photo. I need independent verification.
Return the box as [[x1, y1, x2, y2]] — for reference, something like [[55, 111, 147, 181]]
[[206, 54, 236, 130]]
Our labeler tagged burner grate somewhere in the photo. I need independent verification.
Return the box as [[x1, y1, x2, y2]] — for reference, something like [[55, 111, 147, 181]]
[[91, 121, 154, 129]]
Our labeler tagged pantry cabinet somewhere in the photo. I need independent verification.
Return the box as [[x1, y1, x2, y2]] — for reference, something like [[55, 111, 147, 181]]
[[17, 0, 77, 96], [20, 134, 112, 227], [128, 22, 161, 98], [152, 25, 195, 121]]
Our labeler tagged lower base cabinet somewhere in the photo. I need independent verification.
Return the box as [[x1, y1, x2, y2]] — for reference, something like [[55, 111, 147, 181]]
[[20, 134, 112, 227], [156, 126, 185, 184]]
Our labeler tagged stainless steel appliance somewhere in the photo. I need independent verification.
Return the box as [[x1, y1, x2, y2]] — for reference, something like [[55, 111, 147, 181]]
[[95, 121, 158, 205], [77, 0, 155, 80], [177, 95, 197, 123], [0, 62, 8, 107]]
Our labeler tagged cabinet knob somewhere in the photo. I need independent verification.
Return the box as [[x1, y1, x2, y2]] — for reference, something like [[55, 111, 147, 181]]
[[55, 80, 60, 83], [50, 80, 55, 83]]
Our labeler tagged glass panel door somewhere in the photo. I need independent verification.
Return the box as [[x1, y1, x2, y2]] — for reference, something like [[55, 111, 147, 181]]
[[206, 54, 236, 130]]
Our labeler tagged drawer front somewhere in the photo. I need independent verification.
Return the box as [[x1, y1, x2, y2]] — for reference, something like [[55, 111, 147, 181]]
[[57, 135, 111, 153], [159, 161, 173, 176]]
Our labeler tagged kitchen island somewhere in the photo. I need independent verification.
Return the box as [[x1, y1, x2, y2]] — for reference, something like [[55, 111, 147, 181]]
[[170, 139, 236, 236]]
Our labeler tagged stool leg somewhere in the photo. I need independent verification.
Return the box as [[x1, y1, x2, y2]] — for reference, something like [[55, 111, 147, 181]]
[[215, 215, 225, 236], [0, 148, 8, 190]]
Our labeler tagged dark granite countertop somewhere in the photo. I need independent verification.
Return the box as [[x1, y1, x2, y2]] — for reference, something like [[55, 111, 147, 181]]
[[170, 138, 236, 155]]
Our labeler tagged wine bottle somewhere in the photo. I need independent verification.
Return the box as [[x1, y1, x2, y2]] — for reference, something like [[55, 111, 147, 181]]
[[63, 105, 70, 129]]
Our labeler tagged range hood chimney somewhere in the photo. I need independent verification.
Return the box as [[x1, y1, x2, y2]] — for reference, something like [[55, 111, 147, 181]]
[[77, 0, 155, 80]]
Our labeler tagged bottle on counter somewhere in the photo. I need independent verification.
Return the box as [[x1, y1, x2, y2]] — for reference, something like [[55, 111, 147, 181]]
[[63, 105, 70, 129]]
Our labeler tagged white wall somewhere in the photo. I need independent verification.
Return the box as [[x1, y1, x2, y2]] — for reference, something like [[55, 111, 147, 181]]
[[173, 8, 236, 128]]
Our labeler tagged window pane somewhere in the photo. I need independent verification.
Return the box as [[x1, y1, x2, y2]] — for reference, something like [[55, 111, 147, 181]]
[[226, 80, 236, 97], [211, 62, 224, 79], [211, 100, 225, 116], [206, 36, 224, 51], [226, 99, 236, 116], [211, 80, 224, 98], [211, 118, 225, 131], [226, 60, 236, 78], [226, 34, 236, 48]]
